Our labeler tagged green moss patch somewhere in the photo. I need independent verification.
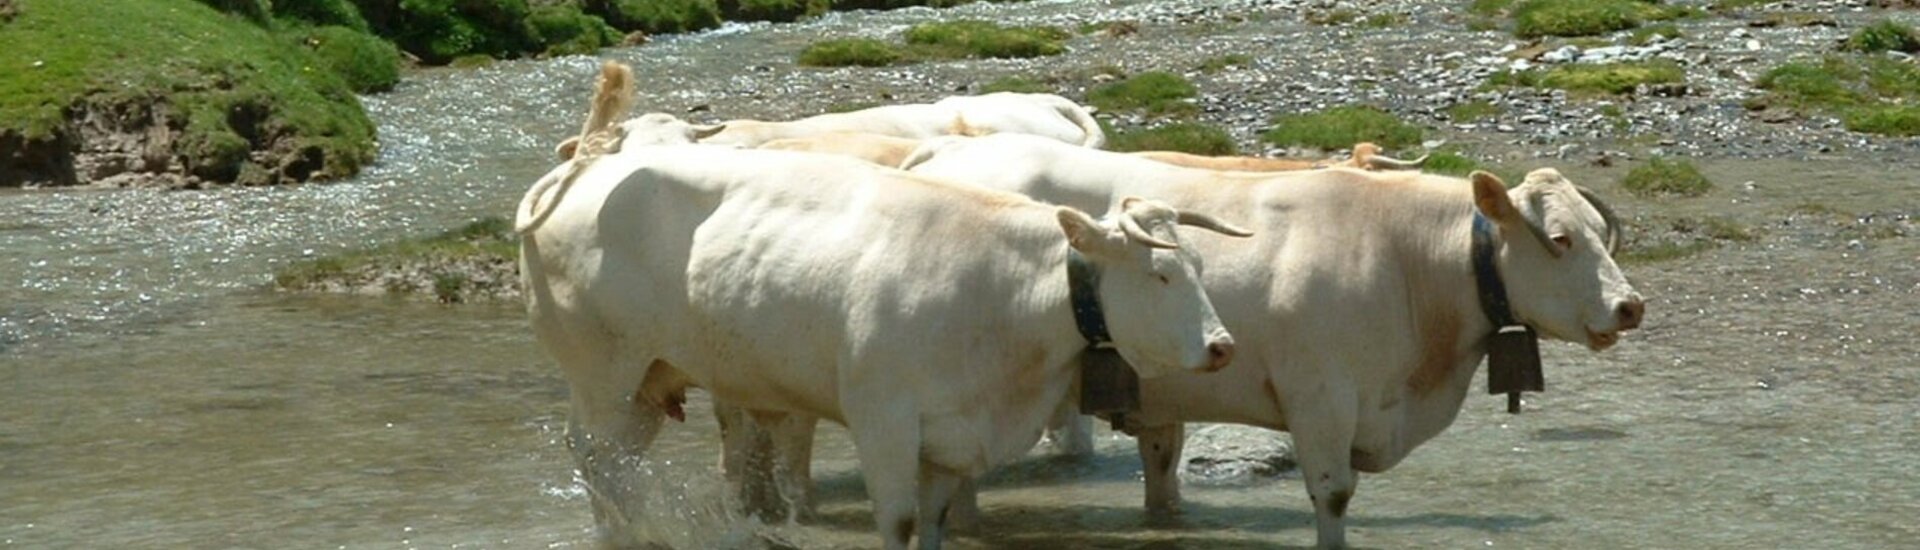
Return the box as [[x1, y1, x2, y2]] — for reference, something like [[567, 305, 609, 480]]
[[1262, 105, 1424, 151], [275, 217, 521, 303], [1445, 100, 1503, 122], [1, 0, 376, 186], [1511, 0, 1688, 39], [1086, 71, 1197, 115], [591, 0, 723, 35], [798, 20, 1068, 67], [1752, 55, 1920, 136], [1486, 60, 1685, 96], [1106, 122, 1238, 155], [903, 20, 1069, 59], [1621, 157, 1713, 197], [718, 0, 830, 22], [1628, 23, 1682, 45], [1843, 19, 1920, 54]]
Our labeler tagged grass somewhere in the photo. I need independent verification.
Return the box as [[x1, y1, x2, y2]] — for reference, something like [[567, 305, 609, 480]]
[[1446, 100, 1502, 122], [1844, 105, 1920, 136], [1106, 122, 1238, 155], [1486, 60, 1685, 96], [979, 76, 1053, 94], [902, 20, 1069, 59], [799, 20, 1068, 67], [1620, 157, 1713, 197], [1470, 0, 1518, 17], [287, 25, 402, 93], [1541, 60, 1685, 95], [274, 216, 518, 295], [1086, 71, 1198, 115], [1422, 151, 1481, 176], [1262, 105, 1424, 151], [0, 0, 375, 184], [1197, 54, 1254, 74], [717, 0, 832, 22], [1752, 55, 1920, 136], [1510, 0, 1689, 39], [1844, 19, 1920, 54]]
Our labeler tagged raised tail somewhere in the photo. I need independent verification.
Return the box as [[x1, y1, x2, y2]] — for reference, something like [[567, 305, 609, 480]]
[[1051, 96, 1106, 149], [517, 61, 636, 234]]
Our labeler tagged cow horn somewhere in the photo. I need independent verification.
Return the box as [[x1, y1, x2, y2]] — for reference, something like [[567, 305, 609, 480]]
[[1118, 210, 1180, 249], [1366, 153, 1429, 171], [1176, 210, 1254, 237], [1574, 185, 1622, 255]]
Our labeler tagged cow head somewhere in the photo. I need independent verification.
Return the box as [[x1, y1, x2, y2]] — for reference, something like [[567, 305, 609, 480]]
[[1056, 197, 1252, 376], [1472, 169, 1645, 351], [553, 114, 727, 160]]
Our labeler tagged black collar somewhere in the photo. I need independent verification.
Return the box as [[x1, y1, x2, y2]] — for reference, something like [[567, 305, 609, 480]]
[[1471, 212, 1522, 329], [1066, 249, 1112, 347]]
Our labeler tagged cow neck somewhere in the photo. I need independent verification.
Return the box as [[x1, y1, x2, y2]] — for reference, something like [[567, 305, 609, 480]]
[[1470, 212, 1520, 329], [1473, 210, 1546, 414], [1065, 249, 1112, 347]]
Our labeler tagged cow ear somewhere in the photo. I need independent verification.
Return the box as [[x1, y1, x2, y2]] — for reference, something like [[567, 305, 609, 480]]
[[1058, 207, 1117, 255], [555, 137, 580, 160], [691, 124, 727, 140], [1470, 171, 1519, 223]]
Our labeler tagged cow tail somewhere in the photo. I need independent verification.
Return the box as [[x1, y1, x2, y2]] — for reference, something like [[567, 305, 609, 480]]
[[897, 135, 964, 171], [1056, 99, 1106, 149], [517, 62, 637, 234]]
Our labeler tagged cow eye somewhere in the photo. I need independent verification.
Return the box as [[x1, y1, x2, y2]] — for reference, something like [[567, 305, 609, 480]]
[[1551, 234, 1573, 250], [1156, 274, 1170, 285]]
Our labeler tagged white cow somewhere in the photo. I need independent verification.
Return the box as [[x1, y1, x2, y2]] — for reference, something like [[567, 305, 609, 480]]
[[757, 131, 923, 168], [740, 133, 1646, 548], [695, 92, 1105, 148], [518, 142, 1252, 549]]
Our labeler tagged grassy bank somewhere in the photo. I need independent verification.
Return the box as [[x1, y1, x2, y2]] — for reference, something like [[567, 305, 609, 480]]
[[275, 217, 520, 303], [0, 0, 377, 186], [798, 20, 1070, 66]]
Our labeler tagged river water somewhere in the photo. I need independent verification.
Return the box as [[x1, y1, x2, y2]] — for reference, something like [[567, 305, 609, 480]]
[[4, 0, 1919, 548]]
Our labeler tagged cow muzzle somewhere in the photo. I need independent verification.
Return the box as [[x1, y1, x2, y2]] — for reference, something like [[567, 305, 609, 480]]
[[1586, 296, 1645, 351], [1203, 336, 1235, 372]]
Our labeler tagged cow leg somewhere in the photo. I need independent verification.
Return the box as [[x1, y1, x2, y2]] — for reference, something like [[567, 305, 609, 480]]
[[1136, 422, 1186, 514], [761, 411, 819, 524], [915, 466, 965, 550], [1043, 399, 1095, 457], [563, 361, 673, 549], [715, 400, 780, 519], [845, 400, 922, 550], [945, 477, 980, 532], [1289, 396, 1359, 549]]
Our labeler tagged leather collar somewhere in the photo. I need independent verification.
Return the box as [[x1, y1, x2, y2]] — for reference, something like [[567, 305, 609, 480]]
[[1066, 249, 1112, 347]]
